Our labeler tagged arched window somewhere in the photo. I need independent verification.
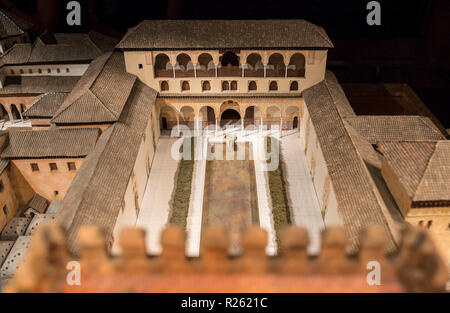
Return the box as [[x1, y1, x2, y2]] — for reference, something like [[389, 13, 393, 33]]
[[155, 54, 172, 77], [427, 220, 433, 229], [269, 81, 278, 91], [181, 81, 190, 91], [230, 81, 237, 90], [197, 53, 215, 77], [267, 53, 285, 77], [160, 80, 169, 91], [248, 81, 257, 91], [288, 53, 306, 77], [222, 81, 230, 91], [245, 53, 264, 77], [202, 81, 211, 91], [219, 51, 240, 77], [290, 81, 299, 91], [220, 51, 239, 67]]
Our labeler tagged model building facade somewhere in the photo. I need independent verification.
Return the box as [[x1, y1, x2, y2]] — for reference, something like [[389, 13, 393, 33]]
[[0, 14, 448, 285]]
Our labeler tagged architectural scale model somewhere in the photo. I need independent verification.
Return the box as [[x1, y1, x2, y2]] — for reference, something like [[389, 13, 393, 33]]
[[0, 11, 447, 292]]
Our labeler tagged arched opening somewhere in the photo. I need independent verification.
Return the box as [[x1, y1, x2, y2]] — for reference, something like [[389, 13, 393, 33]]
[[175, 53, 194, 77], [285, 106, 300, 130], [222, 81, 230, 91], [181, 81, 190, 91], [244, 106, 262, 128], [245, 53, 264, 77], [160, 80, 169, 91], [230, 81, 237, 90], [269, 81, 278, 91], [11, 104, 21, 120], [288, 53, 306, 77], [160, 106, 177, 131], [248, 81, 257, 91], [219, 51, 240, 77], [197, 53, 215, 77], [220, 109, 241, 128], [199, 106, 215, 128], [0, 104, 9, 122], [265, 106, 281, 130], [202, 81, 211, 91], [220, 100, 241, 128], [180, 106, 195, 130], [290, 81, 299, 91], [266, 53, 285, 77], [154, 54, 172, 78]]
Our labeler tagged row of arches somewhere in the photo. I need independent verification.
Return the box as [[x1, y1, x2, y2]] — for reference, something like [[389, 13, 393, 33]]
[[154, 52, 306, 78], [0, 103, 26, 122], [159, 102, 300, 131]]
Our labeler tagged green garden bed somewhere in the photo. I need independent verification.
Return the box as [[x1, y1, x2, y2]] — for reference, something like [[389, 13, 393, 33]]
[[169, 137, 195, 228], [266, 136, 291, 251]]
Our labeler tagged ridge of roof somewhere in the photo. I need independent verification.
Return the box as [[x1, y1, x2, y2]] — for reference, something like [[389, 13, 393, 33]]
[[117, 19, 333, 50]]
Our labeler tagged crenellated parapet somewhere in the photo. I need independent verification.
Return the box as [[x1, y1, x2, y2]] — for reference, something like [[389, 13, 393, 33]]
[[5, 223, 448, 293]]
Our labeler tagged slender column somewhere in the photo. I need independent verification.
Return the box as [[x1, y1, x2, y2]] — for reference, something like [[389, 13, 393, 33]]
[[279, 118, 283, 136], [260, 118, 263, 134], [194, 65, 197, 78], [241, 118, 244, 136], [264, 65, 266, 78], [285, 65, 288, 78], [215, 65, 218, 78], [215, 119, 218, 133], [172, 65, 176, 78], [242, 64, 245, 78]]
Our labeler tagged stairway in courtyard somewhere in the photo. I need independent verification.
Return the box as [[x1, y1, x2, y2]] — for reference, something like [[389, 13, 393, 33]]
[[280, 133, 324, 255], [136, 137, 180, 255]]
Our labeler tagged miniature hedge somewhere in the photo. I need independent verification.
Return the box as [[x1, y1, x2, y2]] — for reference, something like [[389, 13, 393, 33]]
[[169, 137, 195, 228], [266, 136, 291, 251]]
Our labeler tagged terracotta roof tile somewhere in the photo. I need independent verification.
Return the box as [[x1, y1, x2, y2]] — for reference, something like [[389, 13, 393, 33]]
[[118, 20, 333, 50], [23, 92, 68, 118], [303, 71, 396, 252], [1, 128, 100, 159], [345, 116, 445, 144]]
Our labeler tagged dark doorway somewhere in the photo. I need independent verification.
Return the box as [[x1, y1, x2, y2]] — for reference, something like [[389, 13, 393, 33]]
[[220, 109, 240, 127], [161, 117, 168, 130], [207, 107, 215, 125], [293, 116, 299, 129]]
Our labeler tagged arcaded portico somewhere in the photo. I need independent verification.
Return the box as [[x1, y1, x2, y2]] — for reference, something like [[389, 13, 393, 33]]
[[155, 97, 303, 132]]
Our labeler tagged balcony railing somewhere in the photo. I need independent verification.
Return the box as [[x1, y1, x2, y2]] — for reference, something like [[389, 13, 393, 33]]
[[217, 66, 241, 77]]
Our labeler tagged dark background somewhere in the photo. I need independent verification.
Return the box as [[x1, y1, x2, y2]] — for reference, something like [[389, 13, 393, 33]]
[[1, 0, 449, 128]]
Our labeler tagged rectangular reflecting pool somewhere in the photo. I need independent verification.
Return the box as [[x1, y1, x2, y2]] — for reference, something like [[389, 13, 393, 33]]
[[202, 141, 259, 251]]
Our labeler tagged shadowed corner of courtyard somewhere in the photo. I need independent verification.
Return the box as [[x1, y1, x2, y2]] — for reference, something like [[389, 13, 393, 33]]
[[202, 142, 259, 254]]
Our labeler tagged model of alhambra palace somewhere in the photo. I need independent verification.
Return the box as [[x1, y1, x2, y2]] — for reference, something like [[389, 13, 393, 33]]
[[0, 10, 448, 287]]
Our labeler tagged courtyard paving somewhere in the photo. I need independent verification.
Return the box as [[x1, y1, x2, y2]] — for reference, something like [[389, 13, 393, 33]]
[[280, 133, 324, 255], [136, 137, 180, 255]]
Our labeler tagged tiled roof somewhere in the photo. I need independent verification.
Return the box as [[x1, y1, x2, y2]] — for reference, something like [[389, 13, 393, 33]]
[[23, 92, 68, 118], [344, 116, 445, 144], [1, 128, 100, 159], [0, 32, 118, 66], [117, 20, 333, 50], [303, 71, 396, 252], [0, 75, 79, 95], [51, 52, 136, 125], [378, 141, 450, 202], [56, 80, 158, 254], [0, 9, 31, 39], [0, 158, 8, 174]]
